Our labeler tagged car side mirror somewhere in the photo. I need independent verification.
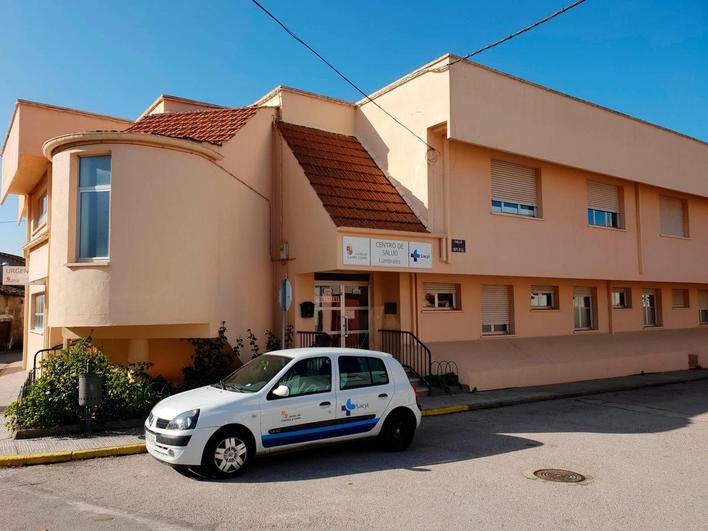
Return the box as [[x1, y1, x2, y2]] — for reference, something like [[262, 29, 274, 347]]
[[272, 384, 290, 398]]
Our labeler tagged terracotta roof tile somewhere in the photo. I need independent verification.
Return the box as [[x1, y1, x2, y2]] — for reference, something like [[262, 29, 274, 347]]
[[277, 122, 427, 233], [126, 107, 256, 145]]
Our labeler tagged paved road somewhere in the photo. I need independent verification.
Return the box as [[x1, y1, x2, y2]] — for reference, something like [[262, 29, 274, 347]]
[[0, 380, 706, 530]]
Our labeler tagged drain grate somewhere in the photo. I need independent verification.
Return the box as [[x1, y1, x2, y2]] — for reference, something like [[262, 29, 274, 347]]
[[533, 469, 586, 483]]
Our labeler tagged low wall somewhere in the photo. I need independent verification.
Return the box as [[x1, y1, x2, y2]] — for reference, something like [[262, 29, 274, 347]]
[[428, 328, 708, 390]]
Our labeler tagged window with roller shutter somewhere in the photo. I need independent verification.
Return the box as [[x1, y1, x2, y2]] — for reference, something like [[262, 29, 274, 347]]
[[490, 159, 540, 218], [699, 290, 708, 325], [660, 196, 688, 237], [587, 180, 622, 228], [481, 285, 513, 335]]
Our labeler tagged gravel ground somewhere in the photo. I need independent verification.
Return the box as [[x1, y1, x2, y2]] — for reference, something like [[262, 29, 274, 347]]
[[0, 380, 706, 530]]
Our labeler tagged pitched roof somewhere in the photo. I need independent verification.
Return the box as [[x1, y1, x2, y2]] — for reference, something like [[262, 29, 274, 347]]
[[125, 107, 257, 145], [277, 122, 427, 233]]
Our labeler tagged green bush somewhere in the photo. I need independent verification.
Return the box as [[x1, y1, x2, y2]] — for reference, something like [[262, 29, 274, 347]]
[[182, 323, 241, 391], [4, 338, 169, 431]]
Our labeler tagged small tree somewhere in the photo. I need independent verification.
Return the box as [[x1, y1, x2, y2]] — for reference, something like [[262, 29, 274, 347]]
[[182, 322, 240, 390]]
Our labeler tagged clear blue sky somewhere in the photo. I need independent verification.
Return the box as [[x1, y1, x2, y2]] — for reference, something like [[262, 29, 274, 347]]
[[1, 0, 706, 255]]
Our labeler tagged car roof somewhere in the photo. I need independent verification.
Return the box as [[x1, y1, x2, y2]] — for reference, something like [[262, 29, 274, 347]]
[[266, 348, 393, 360]]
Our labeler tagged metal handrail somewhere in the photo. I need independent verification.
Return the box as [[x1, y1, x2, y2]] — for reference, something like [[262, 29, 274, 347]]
[[378, 329, 432, 378], [297, 331, 333, 348], [31, 343, 63, 382]]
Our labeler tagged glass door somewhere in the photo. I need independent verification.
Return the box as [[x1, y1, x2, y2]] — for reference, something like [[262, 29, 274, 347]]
[[642, 290, 658, 326], [315, 281, 370, 348]]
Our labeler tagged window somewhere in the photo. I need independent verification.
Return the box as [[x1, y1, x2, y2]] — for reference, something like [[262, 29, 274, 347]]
[[671, 289, 689, 309], [611, 288, 631, 309], [530, 286, 558, 310], [660, 195, 688, 237], [423, 283, 459, 310], [339, 356, 389, 390], [699, 290, 708, 325], [573, 287, 595, 330], [491, 159, 539, 218], [34, 191, 48, 229], [587, 181, 622, 229], [642, 289, 661, 327], [274, 357, 331, 397], [78, 156, 111, 260], [32, 293, 45, 331], [482, 285, 513, 335]]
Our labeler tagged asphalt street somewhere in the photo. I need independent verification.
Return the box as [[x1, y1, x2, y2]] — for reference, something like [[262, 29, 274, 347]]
[[0, 380, 706, 530]]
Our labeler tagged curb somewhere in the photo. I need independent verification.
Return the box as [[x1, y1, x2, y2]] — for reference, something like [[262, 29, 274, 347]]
[[0, 443, 146, 468], [420, 372, 708, 417]]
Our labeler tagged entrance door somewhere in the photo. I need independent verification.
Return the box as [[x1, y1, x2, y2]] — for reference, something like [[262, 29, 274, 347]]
[[642, 289, 658, 326], [315, 281, 370, 348]]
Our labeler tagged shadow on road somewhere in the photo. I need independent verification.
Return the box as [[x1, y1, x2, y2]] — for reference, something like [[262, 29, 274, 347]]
[[175, 380, 708, 483]]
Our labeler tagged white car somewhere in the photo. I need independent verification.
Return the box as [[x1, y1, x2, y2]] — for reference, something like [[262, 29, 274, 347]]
[[145, 348, 421, 478]]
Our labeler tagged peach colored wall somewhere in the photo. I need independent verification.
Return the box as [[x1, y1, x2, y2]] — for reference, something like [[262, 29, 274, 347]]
[[278, 90, 356, 136], [27, 242, 48, 282], [449, 60, 708, 198], [357, 58, 450, 211], [47, 141, 272, 345], [435, 142, 708, 283]]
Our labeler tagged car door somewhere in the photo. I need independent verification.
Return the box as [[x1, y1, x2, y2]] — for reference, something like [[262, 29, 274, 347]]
[[259, 356, 336, 450], [335, 355, 394, 437]]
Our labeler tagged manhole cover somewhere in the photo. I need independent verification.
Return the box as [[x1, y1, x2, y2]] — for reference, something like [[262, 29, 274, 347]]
[[533, 469, 586, 483]]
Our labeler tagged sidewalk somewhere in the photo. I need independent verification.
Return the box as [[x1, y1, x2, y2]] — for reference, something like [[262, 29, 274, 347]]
[[0, 367, 706, 466], [418, 368, 708, 414]]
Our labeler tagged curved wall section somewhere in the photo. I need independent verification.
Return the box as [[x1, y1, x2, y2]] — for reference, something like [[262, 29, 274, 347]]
[[47, 140, 272, 339]]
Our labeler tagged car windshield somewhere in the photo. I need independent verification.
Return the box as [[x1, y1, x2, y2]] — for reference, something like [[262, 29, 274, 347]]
[[218, 355, 291, 393]]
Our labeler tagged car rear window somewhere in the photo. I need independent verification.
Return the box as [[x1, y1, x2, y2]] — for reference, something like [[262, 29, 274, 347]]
[[339, 356, 389, 390]]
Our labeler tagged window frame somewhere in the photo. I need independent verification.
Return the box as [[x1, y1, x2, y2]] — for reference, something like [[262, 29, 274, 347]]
[[530, 286, 558, 310], [671, 288, 689, 309], [33, 190, 48, 232], [31, 292, 45, 332], [77, 155, 112, 261], [573, 290, 595, 331], [699, 290, 708, 325], [268, 356, 332, 400], [491, 199, 538, 218], [423, 283, 460, 311], [611, 287, 632, 309], [338, 356, 389, 391], [587, 208, 621, 229], [659, 195, 689, 238]]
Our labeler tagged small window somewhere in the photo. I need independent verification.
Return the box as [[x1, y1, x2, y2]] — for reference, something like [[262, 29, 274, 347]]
[[660, 196, 688, 237], [274, 357, 331, 397], [339, 356, 389, 390], [588, 209, 621, 229], [32, 293, 45, 331], [671, 289, 689, 309], [587, 181, 622, 229], [481, 285, 513, 335], [35, 191, 48, 229], [531, 286, 558, 310], [612, 288, 631, 309], [699, 290, 708, 325], [423, 283, 460, 310]]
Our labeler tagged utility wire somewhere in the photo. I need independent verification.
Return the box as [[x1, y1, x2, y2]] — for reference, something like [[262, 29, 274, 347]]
[[249, 0, 436, 152], [250, 0, 588, 152]]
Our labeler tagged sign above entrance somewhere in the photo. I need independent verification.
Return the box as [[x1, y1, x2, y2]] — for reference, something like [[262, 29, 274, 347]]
[[342, 237, 432, 269]]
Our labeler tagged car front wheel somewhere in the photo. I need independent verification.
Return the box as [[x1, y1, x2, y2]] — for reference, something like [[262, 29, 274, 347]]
[[379, 410, 416, 452], [202, 428, 254, 478]]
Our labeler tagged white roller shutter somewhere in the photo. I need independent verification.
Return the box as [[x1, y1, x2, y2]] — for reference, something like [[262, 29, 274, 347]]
[[573, 286, 593, 298], [423, 283, 457, 294], [672, 289, 688, 308], [699, 290, 708, 309], [660, 196, 686, 237], [481, 285, 511, 326], [587, 181, 620, 212], [491, 159, 538, 206]]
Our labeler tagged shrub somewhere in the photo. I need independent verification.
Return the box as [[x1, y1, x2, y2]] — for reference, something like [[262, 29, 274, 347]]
[[4, 338, 168, 430], [182, 323, 241, 391]]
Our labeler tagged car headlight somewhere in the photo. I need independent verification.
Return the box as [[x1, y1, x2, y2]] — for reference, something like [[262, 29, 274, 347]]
[[166, 409, 200, 430], [147, 412, 154, 425]]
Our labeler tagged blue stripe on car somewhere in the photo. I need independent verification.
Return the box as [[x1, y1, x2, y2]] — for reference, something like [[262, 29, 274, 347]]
[[262, 418, 379, 448]]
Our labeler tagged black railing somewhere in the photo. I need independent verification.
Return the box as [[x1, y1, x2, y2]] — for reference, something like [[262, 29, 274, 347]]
[[378, 329, 432, 378], [298, 331, 334, 348], [31, 344, 63, 383]]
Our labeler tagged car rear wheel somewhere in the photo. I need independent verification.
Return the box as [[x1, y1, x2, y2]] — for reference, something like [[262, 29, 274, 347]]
[[379, 409, 416, 452], [201, 428, 254, 478]]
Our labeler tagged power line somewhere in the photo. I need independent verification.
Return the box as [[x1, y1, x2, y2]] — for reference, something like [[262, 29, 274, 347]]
[[249, 0, 436, 152], [249, 0, 588, 152], [437, 0, 588, 71]]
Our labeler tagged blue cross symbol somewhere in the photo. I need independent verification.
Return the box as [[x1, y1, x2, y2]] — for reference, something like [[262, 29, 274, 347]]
[[410, 249, 421, 262]]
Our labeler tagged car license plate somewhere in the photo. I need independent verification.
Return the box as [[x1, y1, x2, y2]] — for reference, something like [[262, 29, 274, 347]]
[[145, 431, 157, 445]]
